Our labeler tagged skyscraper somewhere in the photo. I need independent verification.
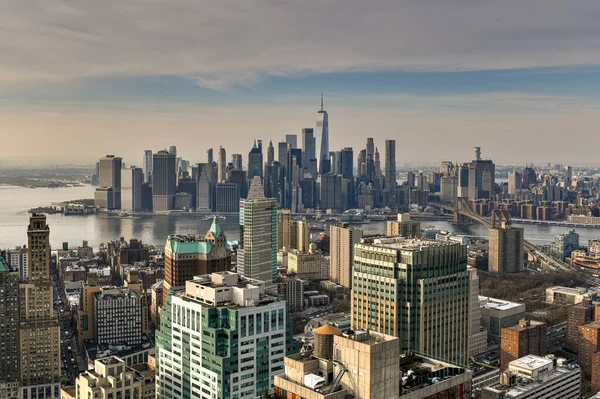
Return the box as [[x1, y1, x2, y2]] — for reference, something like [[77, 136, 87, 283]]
[[95, 155, 122, 209], [238, 177, 278, 287], [340, 147, 353, 180], [232, 153, 243, 170], [156, 272, 293, 399], [248, 140, 263, 181], [302, 128, 317, 178], [489, 210, 524, 274], [169, 145, 177, 156], [152, 150, 177, 212], [467, 146, 495, 200], [19, 214, 61, 399], [195, 162, 217, 211], [0, 256, 20, 399], [143, 150, 153, 183], [218, 146, 227, 183], [316, 93, 329, 175], [207, 148, 214, 164], [285, 134, 297, 149], [121, 166, 143, 212], [267, 140, 275, 165], [330, 223, 363, 288], [320, 173, 342, 212], [384, 139, 396, 195], [352, 237, 470, 366]]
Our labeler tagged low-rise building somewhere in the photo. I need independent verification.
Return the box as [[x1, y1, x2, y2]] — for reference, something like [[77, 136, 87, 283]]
[[480, 296, 526, 341], [546, 286, 588, 305], [481, 355, 580, 399]]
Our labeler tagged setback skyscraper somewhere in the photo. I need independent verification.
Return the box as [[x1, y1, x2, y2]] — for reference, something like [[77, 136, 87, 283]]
[[19, 214, 61, 399], [152, 150, 177, 211], [248, 140, 263, 180], [316, 93, 330, 175], [238, 177, 278, 287], [156, 272, 294, 399], [352, 237, 470, 366]]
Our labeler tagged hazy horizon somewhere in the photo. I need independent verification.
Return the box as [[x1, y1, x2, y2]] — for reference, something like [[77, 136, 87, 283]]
[[2, 1, 600, 165]]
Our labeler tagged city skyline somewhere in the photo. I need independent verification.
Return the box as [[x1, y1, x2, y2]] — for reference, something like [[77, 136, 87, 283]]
[[2, 1, 600, 164]]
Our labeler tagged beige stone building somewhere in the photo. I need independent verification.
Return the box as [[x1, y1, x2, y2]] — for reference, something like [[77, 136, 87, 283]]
[[75, 357, 144, 399], [277, 211, 310, 253], [329, 223, 362, 288], [287, 247, 325, 281], [19, 214, 62, 399], [386, 213, 421, 238], [488, 210, 524, 274]]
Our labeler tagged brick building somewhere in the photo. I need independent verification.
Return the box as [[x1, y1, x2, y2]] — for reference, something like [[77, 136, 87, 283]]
[[500, 319, 547, 371]]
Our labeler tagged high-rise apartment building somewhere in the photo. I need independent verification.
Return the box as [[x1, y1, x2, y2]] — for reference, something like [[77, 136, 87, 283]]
[[77, 281, 102, 347], [163, 218, 231, 303], [316, 94, 330, 175], [95, 155, 123, 209], [386, 213, 420, 238], [0, 256, 20, 399], [549, 229, 579, 261], [152, 150, 177, 212], [578, 322, 600, 377], [277, 212, 310, 253], [566, 296, 594, 353], [93, 288, 142, 347], [238, 179, 278, 287], [207, 148, 214, 164], [302, 128, 317, 178], [351, 237, 470, 366], [500, 319, 547, 371], [121, 166, 143, 212], [156, 272, 294, 399], [218, 146, 227, 182], [143, 150, 153, 183], [19, 214, 61, 399], [488, 210, 524, 274], [248, 140, 263, 180], [329, 223, 363, 288]]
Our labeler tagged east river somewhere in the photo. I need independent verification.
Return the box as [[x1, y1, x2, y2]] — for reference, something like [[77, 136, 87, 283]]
[[1, 184, 600, 249]]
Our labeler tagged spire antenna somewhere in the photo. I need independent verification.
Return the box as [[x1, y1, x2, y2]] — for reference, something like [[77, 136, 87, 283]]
[[320, 91, 323, 111]]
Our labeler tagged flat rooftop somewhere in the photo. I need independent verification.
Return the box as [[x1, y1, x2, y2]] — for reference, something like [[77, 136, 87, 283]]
[[479, 296, 524, 311], [547, 286, 587, 294], [510, 355, 552, 371], [363, 237, 462, 251]]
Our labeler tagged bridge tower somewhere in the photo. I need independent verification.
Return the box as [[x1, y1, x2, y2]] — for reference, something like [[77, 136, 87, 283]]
[[453, 197, 474, 225]]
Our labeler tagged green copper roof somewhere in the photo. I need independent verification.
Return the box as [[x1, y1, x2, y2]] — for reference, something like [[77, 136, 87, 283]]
[[209, 217, 222, 237], [169, 239, 212, 254], [0, 256, 9, 271]]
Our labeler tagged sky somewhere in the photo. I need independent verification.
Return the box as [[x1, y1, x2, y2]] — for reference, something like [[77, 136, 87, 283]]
[[2, 0, 600, 166]]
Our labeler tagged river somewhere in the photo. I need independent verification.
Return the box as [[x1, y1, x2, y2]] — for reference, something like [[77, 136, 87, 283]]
[[0, 185, 599, 250]]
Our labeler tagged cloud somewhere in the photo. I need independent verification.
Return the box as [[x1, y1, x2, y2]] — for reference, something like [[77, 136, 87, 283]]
[[2, 0, 600, 89]]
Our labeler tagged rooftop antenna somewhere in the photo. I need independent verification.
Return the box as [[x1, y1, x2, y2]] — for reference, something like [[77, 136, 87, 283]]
[[321, 91, 324, 112]]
